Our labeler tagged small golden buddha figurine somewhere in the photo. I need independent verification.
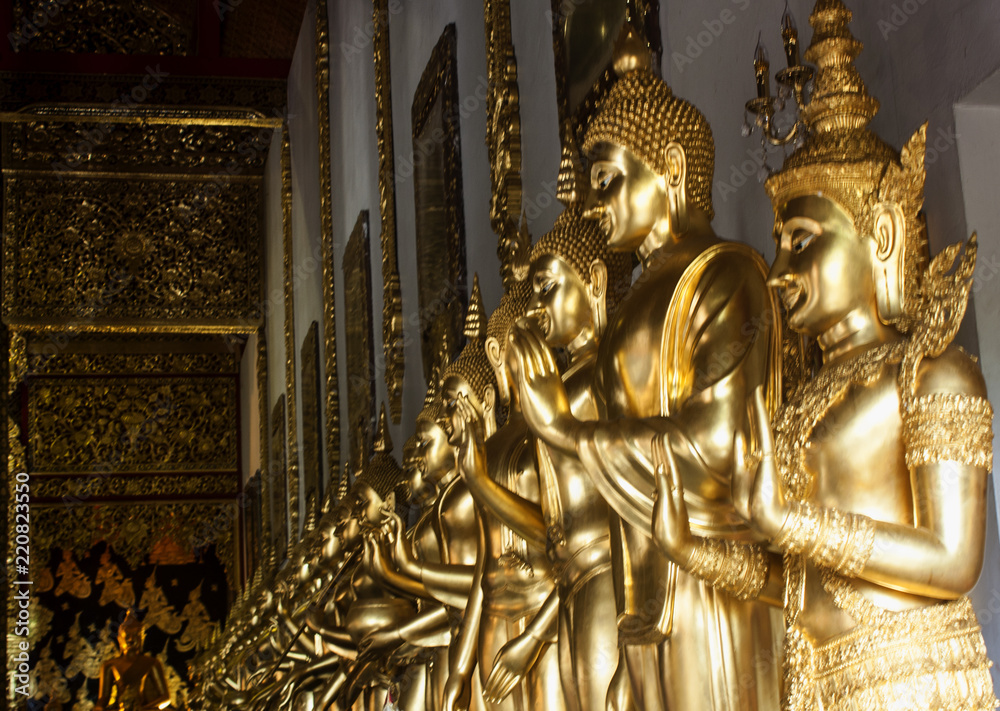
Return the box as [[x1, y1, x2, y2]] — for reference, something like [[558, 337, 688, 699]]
[[94, 611, 172, 711], [732, 2, 998, 709], [507, 41, 782, 711]]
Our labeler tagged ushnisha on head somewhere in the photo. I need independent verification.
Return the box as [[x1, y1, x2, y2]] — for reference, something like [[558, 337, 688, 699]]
[[353, 404, 405, 519], [765, 0, 927, 335], [583, 65, 715, 252], [439, 274, 498, 437], [527, 204, 633, 348], [485, 279, 531, 406]]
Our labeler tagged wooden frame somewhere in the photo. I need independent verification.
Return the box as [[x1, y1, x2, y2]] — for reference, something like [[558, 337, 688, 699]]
[[411, 23, 468, 385], [342, 211, 376, 476]]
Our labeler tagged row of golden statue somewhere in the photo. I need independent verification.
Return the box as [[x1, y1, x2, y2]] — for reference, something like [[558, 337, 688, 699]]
[[180, 2, 996, 709]]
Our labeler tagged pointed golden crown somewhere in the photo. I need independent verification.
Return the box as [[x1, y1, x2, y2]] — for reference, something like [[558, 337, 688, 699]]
[[765, 0, 927, 319]]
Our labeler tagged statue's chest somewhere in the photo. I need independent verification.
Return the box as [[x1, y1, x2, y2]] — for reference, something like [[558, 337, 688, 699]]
[[802, 370, 911, 520], [600, 269, 684, 418]]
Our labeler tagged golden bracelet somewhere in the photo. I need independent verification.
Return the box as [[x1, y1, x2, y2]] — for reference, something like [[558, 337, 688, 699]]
[[686, 538, 770, 600], [775, 501, 875, 577]]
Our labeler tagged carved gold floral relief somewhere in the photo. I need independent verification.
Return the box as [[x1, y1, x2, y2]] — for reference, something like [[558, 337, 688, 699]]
[[27, 376, 238, 473], [3, 177, 261, 328]]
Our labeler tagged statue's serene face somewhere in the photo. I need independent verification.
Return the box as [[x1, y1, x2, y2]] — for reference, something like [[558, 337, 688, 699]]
[[590, 143, 667, 251], [769, 195, 874, 337], [440, 373, 485, 440], [527, 255, 591, 348], [413, 417, 454, 485], [353, 482, 384, 527], [404, 434, 435, 505]]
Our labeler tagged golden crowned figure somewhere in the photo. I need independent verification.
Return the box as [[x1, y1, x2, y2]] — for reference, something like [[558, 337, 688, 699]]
[[738, 1, 999, 709]]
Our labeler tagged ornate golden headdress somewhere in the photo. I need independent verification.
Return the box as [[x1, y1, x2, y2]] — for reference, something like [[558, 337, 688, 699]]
[[765, 0, 927, 319], [440, 274, 495, 404], [530, 204, 633, 312], [582, 68, 715, 221]]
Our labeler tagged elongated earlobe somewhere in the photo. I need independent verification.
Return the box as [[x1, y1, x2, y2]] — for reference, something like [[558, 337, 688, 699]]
[[871, 202, 905, 322], [588, 259, 608, 338], [664, 142, 688, 238]]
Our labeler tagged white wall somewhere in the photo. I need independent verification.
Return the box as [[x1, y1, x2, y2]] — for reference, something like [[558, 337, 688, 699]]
[[956, 69, 1000, 688], [288, 0, 327, 523]]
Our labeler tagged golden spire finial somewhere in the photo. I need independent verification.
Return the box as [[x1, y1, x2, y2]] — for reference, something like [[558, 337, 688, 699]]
[[612, 23, 652, 77], [464, 274, 485, 340], [800, 0, 878, 134], [373, 403, 392, 454]]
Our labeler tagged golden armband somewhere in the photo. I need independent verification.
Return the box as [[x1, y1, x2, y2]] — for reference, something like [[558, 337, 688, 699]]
[[685, 538, 770, 600], [903, 393, 993, 470], [775, 502, 876, 577]]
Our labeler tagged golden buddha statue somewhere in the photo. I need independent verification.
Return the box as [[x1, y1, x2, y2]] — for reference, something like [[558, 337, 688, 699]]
[[94, 611, 172, 711], [732, 1, 998, 708], [455, 206, 630, 710], [444, 278, 565, 711], [507, 46, 782, 710]]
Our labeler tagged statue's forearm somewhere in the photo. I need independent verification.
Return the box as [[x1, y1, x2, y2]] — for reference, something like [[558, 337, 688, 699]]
[[419, 562, 476, 608], [521, 587, 559, 643], [461, 464, 546, 548], [397, 604, 453, 646], [374, 559, 433, 600], [777, 462, 989, 599]]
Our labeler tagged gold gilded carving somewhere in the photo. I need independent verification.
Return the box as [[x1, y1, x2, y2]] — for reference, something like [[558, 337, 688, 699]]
[[412, 24, 468, 385], [27, 376, 237, 473], [3, 176, 262, 329], [342, 211, 376, 477], [0, 74, 287, 115], [373, 0, 405, 423], [5, 117, 271, 175], [11, 0, 191, 55], [270, 395, 289, 562], [26, 351, 238, 376], [31, 501, 239, 591], [315, 0, 342, 476], [280, 124, 301, 542], [902, 393, 993, 470], [483, 0, 528, 285], [33, 473, 240, 500], [300, 321, 324, 527]]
